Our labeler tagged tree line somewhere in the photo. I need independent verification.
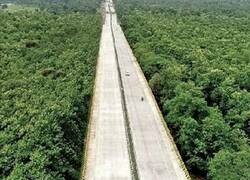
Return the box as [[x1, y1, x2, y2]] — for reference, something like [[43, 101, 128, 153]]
[[0, 0, 101, 13]]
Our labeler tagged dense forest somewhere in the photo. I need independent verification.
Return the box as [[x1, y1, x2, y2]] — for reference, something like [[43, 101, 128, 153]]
[[0, 0, 101, 179], [117, 0, 250, 179]]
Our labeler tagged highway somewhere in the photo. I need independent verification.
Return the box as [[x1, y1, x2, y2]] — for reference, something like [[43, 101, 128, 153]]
[[82, 0, 190, 179], [83, 1, 132, 179]]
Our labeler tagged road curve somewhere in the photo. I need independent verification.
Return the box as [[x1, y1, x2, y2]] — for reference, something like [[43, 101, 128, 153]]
[[82, 0, 190, 179]]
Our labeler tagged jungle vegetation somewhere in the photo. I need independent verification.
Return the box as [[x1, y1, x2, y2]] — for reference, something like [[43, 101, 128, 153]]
[[0, 0, 101, 179], [117, 0, 250, 179]]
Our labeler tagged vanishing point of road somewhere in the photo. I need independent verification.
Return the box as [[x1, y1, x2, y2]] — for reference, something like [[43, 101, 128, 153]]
[[81, 0, 190, 179]]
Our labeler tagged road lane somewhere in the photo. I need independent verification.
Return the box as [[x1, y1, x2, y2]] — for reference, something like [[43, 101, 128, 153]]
[[110, 1, 190, 180], [83, 6, 132, 179]]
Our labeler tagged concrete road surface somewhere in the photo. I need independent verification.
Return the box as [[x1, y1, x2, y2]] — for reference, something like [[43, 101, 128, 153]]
[[83, 0, 190, 179], [111, 11, 189, 180], [83, 3, 132, 179]]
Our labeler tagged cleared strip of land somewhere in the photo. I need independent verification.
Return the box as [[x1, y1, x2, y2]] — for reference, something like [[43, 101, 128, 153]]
[[83, 5, 132, 179], [83, 0, 190, 179]]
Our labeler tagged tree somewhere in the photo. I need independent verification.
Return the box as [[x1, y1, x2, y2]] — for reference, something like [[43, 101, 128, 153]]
[[209, 149, 250, 180]]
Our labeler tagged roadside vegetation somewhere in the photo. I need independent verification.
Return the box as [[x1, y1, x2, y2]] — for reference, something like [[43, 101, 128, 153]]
[[0, 0, 101, 179], [117, 0, 250, 179]]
